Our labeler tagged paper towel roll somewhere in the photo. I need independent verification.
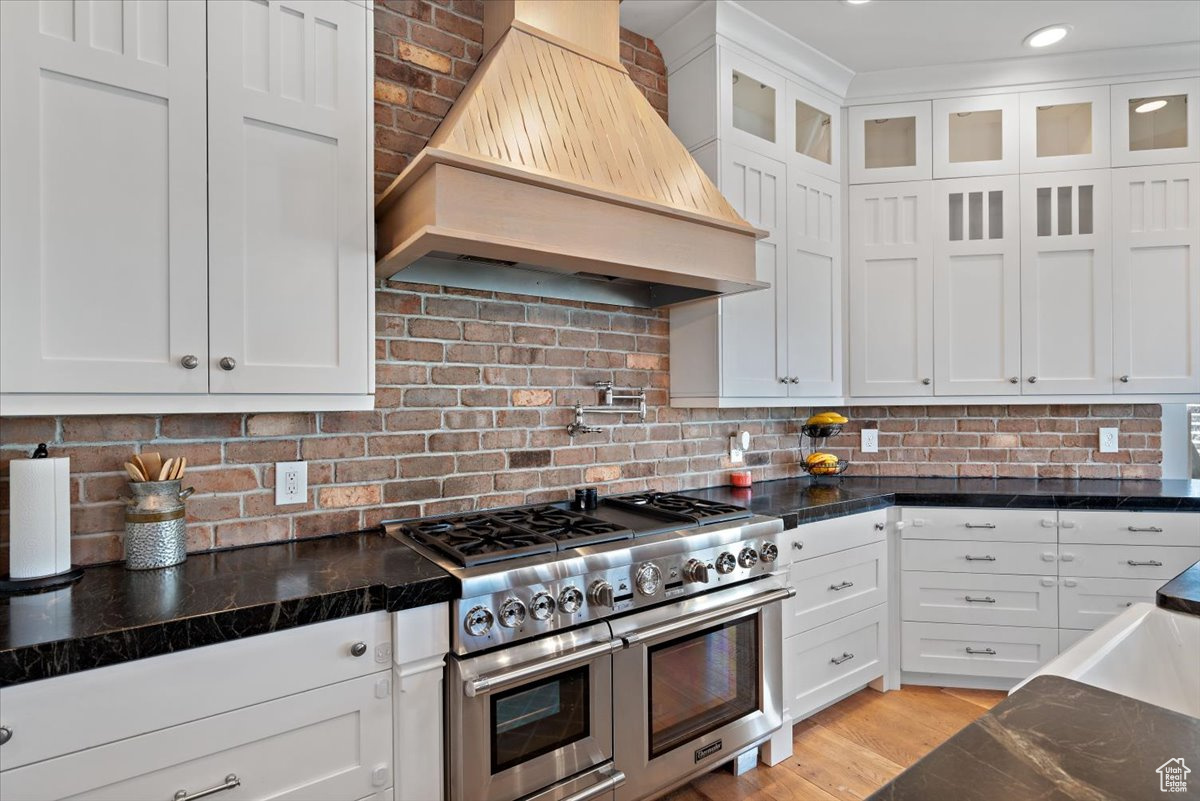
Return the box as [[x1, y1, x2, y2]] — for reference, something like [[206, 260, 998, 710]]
[[9, 456, 71, 579]]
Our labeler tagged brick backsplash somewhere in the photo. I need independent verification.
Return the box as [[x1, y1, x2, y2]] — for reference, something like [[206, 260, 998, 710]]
[[0, 4, 1165, 567]]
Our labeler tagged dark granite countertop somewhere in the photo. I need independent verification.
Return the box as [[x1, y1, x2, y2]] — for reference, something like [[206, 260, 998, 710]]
[[1159, 560, 1200, 617], [0, 531, 455, 687], [867, 675, 1200, 801], [689, 476, 1200, 529]]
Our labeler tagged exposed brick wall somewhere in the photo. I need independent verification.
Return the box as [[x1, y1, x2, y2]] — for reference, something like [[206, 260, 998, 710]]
[[0, 6, 1166, 567], [372, 0, 667, 195]]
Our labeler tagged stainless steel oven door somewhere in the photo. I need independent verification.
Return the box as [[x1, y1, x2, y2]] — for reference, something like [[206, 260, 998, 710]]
[[608, 579, 792, 801], [449, 621, 619, 801]]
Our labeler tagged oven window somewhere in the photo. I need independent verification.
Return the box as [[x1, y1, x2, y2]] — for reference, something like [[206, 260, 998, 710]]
[[647, 616, 760, 759], [490, 666, 590, 773]]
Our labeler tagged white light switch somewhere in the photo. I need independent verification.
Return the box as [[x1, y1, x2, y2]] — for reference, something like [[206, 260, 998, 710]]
[[1098, 428, 1119, 453], [275, 460, 307, 505], [861, 428, 879, 453]]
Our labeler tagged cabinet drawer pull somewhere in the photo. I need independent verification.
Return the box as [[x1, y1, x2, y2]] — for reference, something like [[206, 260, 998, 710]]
[[829, 581, 854, 592], [965, 596, 996, 603], [180, 354, 199, 370], [1126, 560, 1163, 567], [964, 555, 996, 561], [350, 641, 368, 657], [1127, 526, 1164, 533], [965, 647, 996, 655], [874, 522, 885, 531], [792, 541, 803, 551], [830, 652, 855, 665], [0, 726, 11, 746], [219, 356, 237, 371], [175, 774, 240, 801], [964, 522, 996, 529]]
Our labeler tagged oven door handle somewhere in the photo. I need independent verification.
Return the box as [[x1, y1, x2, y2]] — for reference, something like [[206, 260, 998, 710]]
[[463, 639, 622, 698], [620, 585, 796, 647], [557, 769, 626, 801]]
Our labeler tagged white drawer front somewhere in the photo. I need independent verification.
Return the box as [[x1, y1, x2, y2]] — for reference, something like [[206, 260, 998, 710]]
[[901, 572, 1058, 628], [0, 672, 393, 801], [1058, 511, 1200, 546], [785, 605, 886, 720], [0, 612, 392, 771], [900, 507, 1056, 543], [782, 509, 888, 564], [902, 539, 1058, 575], [1058, 544, 1200, 579], [1058, 576, 1164, 629], [901, 622, 1058, 679], [786, 542, 887, 638], [1058, 628, 1089, 652]]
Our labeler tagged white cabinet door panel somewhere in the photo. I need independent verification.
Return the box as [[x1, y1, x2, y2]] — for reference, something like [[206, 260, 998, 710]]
[[719, 145, 788, 397], [849, 182, 934, 396], [902, 539, 1058, 576], [786, 542, 887, 638], [1111, 164, 1200, 393], [899, 507, 1057, 543], [1110, 78, 1200, 167], [1019, 86, 1110, 172], [933, 176, 1021, 395], [1058, 511, 1200, 547], [902, 622, 1058, 679], [1058, 544, 1200, 580], [786, 170, 842, 396], [848, 101, 932, 183], [207, 0, 371, 394], [932, 93, 1020, 178], [1059, 576, 1163, 630], [1020, 170, 1112, 394], [0, 0, 208, 393], [785, 605, 886, 721], [901, 572, 1058, 628]]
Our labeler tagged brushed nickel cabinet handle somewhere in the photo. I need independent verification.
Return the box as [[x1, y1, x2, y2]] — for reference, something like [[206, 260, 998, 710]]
[[830, 652, 855, 665], [874, 522, 885, 531], [965, 596, 997, 603], [219, 357, 237, 371], [788, 377, 800, 384], [175, 775, 240, 801], [1126, 560, 1163, 567], [965, 554, 997, 561], [829, 581, 854, 592], [0, 726, 11, 746], [350, 641, 368, 657], [1009, 376, 1019, 384], [921, 377, 931, 385], [180, 355, 198, 369], [964, 522, 997, 529], [1127, 526, 1164, 533], [965, 647, 996, 655], [1119, 375, 1130, 383], [1027, 376, 1038, 383]]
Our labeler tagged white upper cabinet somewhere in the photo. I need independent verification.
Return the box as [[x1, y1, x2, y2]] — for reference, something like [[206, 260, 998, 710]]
[[0, 0, 209, 395], [1020, 86, 1111, 172], [720, 49, 786, 158], [719, 145, 789, 397], [207, 0, 371, 395], [849, 182, 934, 396], [786, 171, 842, 396], [932, 94, 1020, 178], [787, 83, 840, 182], [933, 176, 1021, 395], [849, 101, 932, 183], [1111, 164, 1200, 394], [1020, 170, 1113, 394], [1110, 78, 1200, 167]]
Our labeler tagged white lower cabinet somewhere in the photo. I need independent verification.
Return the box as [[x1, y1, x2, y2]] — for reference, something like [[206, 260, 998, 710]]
[[901, 622, 1059, 679], [901, 572, 1058, 628], [901, 538, 1058, 575], [1058, 543, 1200, 581], [784, 605, 887, 719], [1059, 576, 1164, 630], [786, 541, 887, 637], [1, 673, 393, 801]]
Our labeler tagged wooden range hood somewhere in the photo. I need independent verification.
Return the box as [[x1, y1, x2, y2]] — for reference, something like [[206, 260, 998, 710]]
[[375, 0, 766, 308]]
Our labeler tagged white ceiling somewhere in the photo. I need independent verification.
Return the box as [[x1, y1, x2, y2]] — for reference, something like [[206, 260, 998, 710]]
[[619, 0, 1200, 73]]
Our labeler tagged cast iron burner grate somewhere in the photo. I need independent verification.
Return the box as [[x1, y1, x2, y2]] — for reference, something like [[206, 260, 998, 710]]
[[403, 509, 631, 567], [603, 492, 751, 526], [493, 506, 633, 548]]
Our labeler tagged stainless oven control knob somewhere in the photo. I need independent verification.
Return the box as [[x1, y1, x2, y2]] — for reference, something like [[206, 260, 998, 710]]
[[635, 563, 663, 596], [759, 542, 779, 563], [588, 580, 615, 608], [715, 552, 737, 574], [530, 592, 556, 621], [558, 586, 584, 614], [738, 547, 759, 568], [498, 598, 527, 629], [682, 559, 712, 584], [464, 605, 494, 637]]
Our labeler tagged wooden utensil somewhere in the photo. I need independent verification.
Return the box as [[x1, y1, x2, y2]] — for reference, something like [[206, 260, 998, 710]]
[[124, 462, 146, 482], [131, 453, 149, 481], [158, 458, 174, 481], [141, 452, 162, 482], [173, 457, 187, 479]]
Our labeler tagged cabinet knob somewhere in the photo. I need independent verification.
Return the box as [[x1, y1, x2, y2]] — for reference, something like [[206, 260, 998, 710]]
[[1027, 376, 1038, 383], [1119, 375, 1130, 383], [0, 725, 11, 746], [921, 377, 931, 385], [180, 355, 199, 370], [788, 377, 799, 384], [779, 377, 788, 384], [1009, 376, 1019, 384], [350, 641, 368, 657], [219, 357, 237, 371]]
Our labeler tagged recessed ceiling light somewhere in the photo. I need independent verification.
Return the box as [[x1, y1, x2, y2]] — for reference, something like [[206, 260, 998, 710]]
[[1024, 24, 1072, 48], [1135, 99, 1169, 113], [843, 0, 871, 5]]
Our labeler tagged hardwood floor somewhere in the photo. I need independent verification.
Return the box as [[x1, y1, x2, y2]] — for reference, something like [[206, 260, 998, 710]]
[[662, 686, 1007, 801]]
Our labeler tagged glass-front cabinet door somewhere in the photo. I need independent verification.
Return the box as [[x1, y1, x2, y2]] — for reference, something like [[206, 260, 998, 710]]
[[932, 94, 1019, 178], [720, 49, 785, 158], [787, 82, 839, 181], [1110, 78, 1200, 167], [849, 101, 932, 183], [1020, 86, 1111, 172]]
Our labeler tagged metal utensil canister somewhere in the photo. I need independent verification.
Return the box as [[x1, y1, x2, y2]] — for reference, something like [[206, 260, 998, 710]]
[[123, 480, 194, 570]]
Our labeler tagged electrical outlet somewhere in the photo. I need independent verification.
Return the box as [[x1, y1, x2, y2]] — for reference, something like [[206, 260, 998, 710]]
[[275, 460, 307, 505], [729, 431, 750, 464], [1098, 428, 1119, 454], [861, 428, 879, 453]]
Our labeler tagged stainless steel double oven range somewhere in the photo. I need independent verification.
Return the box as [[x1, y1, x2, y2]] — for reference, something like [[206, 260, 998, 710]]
[[386, 491, 792, 801]]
